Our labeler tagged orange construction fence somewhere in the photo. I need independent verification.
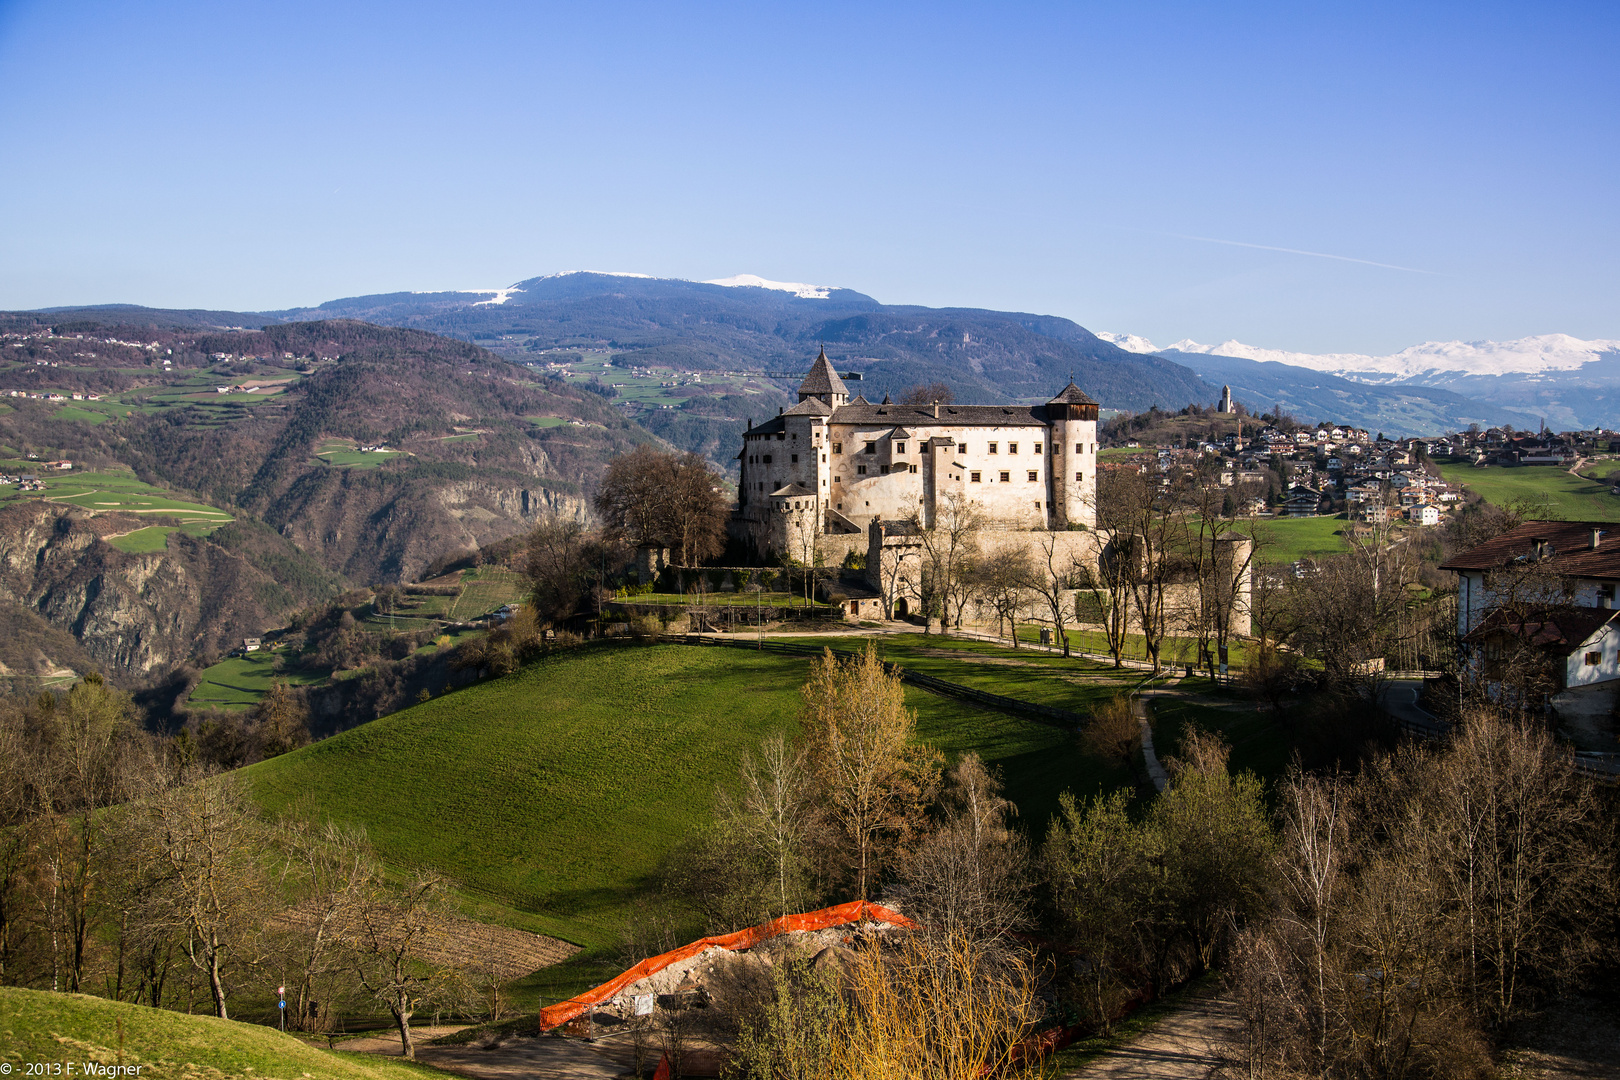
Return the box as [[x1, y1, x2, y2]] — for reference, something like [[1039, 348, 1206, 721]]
[[538, 900, 915, 1031]]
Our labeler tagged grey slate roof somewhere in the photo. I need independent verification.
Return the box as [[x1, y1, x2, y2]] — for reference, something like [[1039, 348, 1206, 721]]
[[797, 347, 848, 399], [829, 403, 1049, 427], [782, 398, 833, 416], [769, 483, 816, 497], [1048, 381, 1100, 406]]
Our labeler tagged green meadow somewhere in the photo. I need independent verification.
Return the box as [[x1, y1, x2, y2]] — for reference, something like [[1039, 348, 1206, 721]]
[[243, 643, 1128, 950], [1243, 514, 1355, 562], [189, 651, 328, 710], [1439, 461, 1620, 521]]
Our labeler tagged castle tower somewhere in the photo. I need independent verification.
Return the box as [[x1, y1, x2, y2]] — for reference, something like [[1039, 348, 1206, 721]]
[[1046, 380, 1099, 529], [797, 346, 849, 409], [1219, 384, 1233, 413]]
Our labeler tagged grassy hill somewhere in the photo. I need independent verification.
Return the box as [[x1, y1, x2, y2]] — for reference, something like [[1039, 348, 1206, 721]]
[[0, 987, 456, 1080], [1438, 462, 1620, 521], [242, 642, 1127, 952]]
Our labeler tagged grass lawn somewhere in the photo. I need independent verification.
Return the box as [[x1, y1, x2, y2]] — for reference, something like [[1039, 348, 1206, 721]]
[[525, 415, 570, 428], [243, 642, 1129, 953], [0, 467, 234, 524], [614, 591, 829, 608], [1242, 514, 1354, 562], [1439, 462, 1620, 521], [1010, 625, 1254, 670], [189, 652, 328, 710], [318, 449, 407, 469], [0, 987, 460, 1080], [107, 525, 178, 553], [1148, 690, 1291, 785]]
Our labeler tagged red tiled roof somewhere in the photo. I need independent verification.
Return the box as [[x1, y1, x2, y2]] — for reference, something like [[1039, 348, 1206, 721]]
[[1439, 519, 1620, 578]]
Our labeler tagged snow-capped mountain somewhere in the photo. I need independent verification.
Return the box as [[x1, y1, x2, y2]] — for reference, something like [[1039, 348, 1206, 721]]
[[1098, 330, 1620, 431], [1098, 331, 1620, 381]]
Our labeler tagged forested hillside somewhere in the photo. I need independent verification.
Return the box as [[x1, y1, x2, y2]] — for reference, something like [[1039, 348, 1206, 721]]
[[267, 273, 1219, 411]]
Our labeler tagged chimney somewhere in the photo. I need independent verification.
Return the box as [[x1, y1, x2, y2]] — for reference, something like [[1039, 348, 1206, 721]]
[[933, 401, 939, 418], [1593, 528, 1604, 550]]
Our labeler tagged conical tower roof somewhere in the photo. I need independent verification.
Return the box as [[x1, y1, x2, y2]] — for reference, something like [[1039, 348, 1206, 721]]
[[797, 346, 848, 400], [1047, 379, 1098, 406]]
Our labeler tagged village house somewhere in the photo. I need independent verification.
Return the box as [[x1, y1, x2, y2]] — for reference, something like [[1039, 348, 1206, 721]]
[[1442, 520, 1620, 745]]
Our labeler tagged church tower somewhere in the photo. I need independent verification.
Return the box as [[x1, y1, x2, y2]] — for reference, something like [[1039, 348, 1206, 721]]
[[1219, 385, 1233, 413]]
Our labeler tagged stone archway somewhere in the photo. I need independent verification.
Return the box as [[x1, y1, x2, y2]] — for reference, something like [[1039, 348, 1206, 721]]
[[894, 597, 909, 618]]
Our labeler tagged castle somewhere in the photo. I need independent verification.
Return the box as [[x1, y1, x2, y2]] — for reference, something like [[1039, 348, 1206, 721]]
[[735, 349, 1100, 560]]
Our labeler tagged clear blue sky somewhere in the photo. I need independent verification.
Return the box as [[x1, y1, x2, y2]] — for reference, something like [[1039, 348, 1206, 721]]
[[1, 1, 1615, 353]]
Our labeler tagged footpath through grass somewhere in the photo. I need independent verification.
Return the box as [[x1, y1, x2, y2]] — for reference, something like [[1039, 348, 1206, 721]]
[[243, 642, 1128, 956], [0, 987, 459, 1080]]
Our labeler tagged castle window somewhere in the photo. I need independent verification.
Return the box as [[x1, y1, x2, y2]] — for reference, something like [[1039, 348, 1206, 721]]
[[791, 454, 798, 462], [881, 465, 890, 475], [864, 442, 876, 454], [999, 471, 1010, 482], [833, 443, 842, 454], [988, 442, 998, 453], [910, 464, 918, 474], [1034, 442, 1042, 454], [970, 471, 981, 482], [1009, 442, 1018, 454], [957, 444, 966, 454], [777, 433, 784, 440], [1076, 444, 1083, 454], [822, 454, 827, 463], [1027, 471, 1038, 482], [1588, 651, 1603, 666], [895, 442, 905, 453], [1075, 471, 1083, 481], [857, 465, 867, 475], [835, 476, 841, 483], [1034, 501, 1041, 509], [763, 455, 772, 463]]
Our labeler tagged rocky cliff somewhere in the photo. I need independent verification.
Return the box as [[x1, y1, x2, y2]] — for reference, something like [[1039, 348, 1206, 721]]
[[0, 504, 338, 682]]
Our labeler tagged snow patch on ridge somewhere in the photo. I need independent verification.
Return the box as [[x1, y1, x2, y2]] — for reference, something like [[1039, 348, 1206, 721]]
[[470, 287, 524, 306], [704, 274, 831, 300]]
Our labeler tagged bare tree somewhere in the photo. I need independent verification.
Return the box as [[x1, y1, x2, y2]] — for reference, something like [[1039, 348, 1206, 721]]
[[799, 644, 941, 901], [277, 817, 374, 1030], [1028, 531, 1080, 656], [967, 547, 1036, 647], [899, 382, 955, 406], [595, 446, 729, 565], [728, 735, 814, 918], [147, 772, 270, 1019], [907, 492, 983, 632], [353, 871, 462, 1059], [899, 754, 1027, 943]]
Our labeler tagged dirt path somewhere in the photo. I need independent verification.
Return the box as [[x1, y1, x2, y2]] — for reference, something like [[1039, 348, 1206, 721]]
[[344, 1030, 637, 1079], [1061, 992, 1241, 1080]]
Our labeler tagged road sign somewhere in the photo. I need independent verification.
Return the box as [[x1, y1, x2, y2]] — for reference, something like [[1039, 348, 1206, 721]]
[[279, 1000, 286, 1009]]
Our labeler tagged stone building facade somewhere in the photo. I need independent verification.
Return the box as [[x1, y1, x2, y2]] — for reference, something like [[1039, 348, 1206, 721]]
[[735, 350, 1100, 559]]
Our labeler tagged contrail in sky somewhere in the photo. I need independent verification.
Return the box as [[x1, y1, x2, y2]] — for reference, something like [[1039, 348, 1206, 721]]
[[1166, 232, 1438, 275]]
